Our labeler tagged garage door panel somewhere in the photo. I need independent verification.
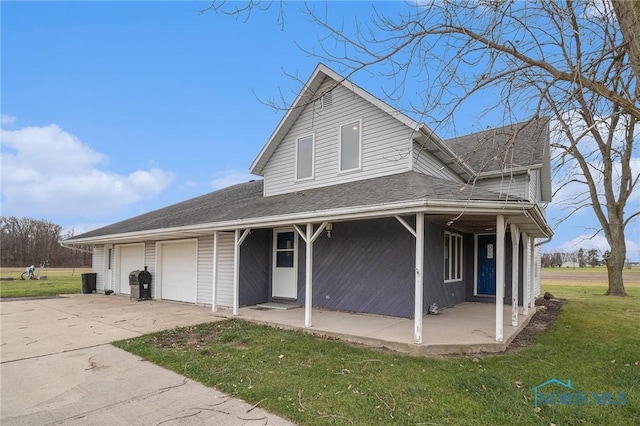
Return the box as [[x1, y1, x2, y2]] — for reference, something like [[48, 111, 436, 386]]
[[161, 241, 197, 303]]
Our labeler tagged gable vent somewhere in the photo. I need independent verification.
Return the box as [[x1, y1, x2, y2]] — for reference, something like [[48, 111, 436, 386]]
[[321, 92, 333, 109]]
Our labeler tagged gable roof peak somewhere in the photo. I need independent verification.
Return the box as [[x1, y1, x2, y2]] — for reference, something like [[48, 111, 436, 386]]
[[249, 63, 424, 176]]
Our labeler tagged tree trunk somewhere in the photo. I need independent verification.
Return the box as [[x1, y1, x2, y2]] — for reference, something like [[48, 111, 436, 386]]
[[605, 223, 628, 296]]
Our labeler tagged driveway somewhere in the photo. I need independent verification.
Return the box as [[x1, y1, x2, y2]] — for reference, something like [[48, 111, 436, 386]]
[[0, 294, 295, 425]]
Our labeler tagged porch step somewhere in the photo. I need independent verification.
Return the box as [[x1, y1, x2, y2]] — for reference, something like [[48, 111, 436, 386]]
[[255, 302, 301, 310]]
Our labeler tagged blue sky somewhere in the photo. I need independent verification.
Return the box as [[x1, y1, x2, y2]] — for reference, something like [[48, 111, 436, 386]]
[[1, 1, 638, 261]]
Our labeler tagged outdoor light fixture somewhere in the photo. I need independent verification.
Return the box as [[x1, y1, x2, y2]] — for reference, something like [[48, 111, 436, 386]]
[[326, 222, 333, 238]]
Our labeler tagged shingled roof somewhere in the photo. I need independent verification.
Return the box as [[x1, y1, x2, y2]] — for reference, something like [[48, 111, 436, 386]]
[[444, 117, 550, 174], [67, 171, 524, 241]]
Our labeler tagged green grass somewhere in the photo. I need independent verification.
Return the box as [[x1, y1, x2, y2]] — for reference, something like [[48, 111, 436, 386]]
[[114, 283, 640, 425], [0, 268, 89, 298]]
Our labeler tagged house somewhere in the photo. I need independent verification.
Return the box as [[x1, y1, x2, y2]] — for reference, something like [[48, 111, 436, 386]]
[[62, 63, 553, 345]]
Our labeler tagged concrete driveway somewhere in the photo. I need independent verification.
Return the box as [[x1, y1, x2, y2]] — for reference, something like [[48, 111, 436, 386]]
[[0, 294, 294, 425]]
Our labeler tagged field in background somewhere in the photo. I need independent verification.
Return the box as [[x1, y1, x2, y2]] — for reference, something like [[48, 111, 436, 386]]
[[0, 267, 91, 298]]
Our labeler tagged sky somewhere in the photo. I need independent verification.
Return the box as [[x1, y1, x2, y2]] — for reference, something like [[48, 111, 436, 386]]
[[1, 1, 638, 261]]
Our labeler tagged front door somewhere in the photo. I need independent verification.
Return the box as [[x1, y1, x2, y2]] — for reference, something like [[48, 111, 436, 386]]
[[477, 234, 496, 295], [272, 229, 298, 299]]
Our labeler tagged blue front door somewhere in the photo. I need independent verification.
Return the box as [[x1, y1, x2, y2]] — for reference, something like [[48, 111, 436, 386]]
[[477, 234, 496, 295]]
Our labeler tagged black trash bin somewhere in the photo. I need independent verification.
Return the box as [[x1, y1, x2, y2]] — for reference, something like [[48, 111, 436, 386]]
[[81, 273, 97, 294]]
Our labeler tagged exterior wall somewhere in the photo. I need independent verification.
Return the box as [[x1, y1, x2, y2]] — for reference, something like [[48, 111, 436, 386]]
[[216, 232, 235, 308], [92, 245, 105, 292], [534, 241, 542, 298], [529, 169, 541, 202], [475, 174, 529, 200], [294, 217, 468, 318], [197, 236, 214, 305], [239, 229, 271, 306], [412, 141, 463, 182], [262, 77, 416, 196]]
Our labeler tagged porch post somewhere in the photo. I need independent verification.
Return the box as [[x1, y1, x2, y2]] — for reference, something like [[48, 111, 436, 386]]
[[510, 224, 520, 326], [414, 212, 424, 345], [304, 223, 313, 328], [212, 231, 218, 313], [232, 229, 251, 316], [293, 222, 328, 328], [495, 215, 505, 342], [522, 232, 530, 316]]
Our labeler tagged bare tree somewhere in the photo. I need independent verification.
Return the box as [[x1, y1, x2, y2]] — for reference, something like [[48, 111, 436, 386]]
[[208, 0, 638, 296]]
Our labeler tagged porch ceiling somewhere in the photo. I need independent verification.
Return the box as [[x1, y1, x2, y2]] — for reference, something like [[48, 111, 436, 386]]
[[426, 212, 545, 236]]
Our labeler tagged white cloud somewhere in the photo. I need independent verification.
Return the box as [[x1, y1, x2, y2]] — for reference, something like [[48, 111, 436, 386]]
[[0, 124, 175, 218], [1, 114, 17, 126], [209, 170, 258, 190]]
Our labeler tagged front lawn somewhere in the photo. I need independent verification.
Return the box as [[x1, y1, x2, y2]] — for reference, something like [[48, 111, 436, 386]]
[[0, 268, 90, 298], [114, 282, 639, 425]]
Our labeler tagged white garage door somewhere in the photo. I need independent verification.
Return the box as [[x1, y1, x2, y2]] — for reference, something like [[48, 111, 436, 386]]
[[160, 240, 197, 303], [118, 244, 145, 295]]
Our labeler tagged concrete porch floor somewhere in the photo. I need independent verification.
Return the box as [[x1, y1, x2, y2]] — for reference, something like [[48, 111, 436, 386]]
[[215, 302, 536, 355]]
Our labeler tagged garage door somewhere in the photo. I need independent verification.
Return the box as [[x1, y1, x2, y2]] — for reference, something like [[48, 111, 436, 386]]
[[160, 240, 197, 303], [118, 244, 145, 295]]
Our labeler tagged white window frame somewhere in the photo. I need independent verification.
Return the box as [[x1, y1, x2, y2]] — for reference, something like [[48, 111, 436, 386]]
[[338, 118, 363, 173], [444, 231, 463, 282], [295, 133, 315, 181]]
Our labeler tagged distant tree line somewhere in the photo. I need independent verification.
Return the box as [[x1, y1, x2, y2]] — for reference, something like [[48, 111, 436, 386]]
[[0, 217, 91, 268], [542, 248, 633, 268]]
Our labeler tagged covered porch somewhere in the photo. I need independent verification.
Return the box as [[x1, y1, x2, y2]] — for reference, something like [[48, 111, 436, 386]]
[[215, 301, 536, 355]]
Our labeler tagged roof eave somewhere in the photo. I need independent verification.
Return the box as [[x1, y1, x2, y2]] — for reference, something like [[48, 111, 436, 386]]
[[62, 197, 551, 246]]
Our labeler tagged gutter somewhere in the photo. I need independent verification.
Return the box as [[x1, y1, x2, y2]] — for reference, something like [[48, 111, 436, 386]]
[[58, 240, 94, 253], [62, 197, 550, 246]]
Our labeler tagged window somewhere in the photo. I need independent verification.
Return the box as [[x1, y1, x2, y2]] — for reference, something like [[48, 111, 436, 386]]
[[296, 134, 314, 180], [444, 231, 463, 282], [340, 120, 361, 171], [276, 232, 295, 268]]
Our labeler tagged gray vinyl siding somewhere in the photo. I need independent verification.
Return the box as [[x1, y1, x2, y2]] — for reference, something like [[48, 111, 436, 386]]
[[216, 232, 235, 308], [144, 242, 157, 298], [529, 169, 541, 202], [412, 141, 463, 182], [475, 174, 529, 199], [92, 245, 105, 291], [239, 229, 270, 306], [534, 241, 542, 297], [262, 77, 415, 196], [197, 236, 214, 305], [294, 217, 468, 318]]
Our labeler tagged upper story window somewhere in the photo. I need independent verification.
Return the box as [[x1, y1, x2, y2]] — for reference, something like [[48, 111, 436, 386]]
[[296, 134, 314, 180], [444, 231, 463, 282], [340, 120, 362, 172]]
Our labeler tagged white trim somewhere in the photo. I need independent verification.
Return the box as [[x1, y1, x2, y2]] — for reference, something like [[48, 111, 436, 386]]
[[522, 232, 530, 316], [295, 133, 315, 181], [414, 213, 424, 345], [233, 229, 251, 315], [271, 227, 298, 300], [212, 231, 219, 312], [444, 231, 463, 283], [495, 215, 506, 343], [338, 118, 363, 173], [510, 224, 520, 326]]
